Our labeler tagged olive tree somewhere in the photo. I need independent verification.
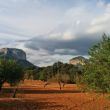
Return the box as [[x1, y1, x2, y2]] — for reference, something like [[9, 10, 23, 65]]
[[0, 59, 24, 97]]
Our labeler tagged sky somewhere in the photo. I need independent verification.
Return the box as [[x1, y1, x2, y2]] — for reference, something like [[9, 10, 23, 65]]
[[0, 0, 110, 66]]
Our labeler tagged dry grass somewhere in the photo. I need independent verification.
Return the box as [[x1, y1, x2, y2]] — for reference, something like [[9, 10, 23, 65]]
[[0, 80, 110, 110]]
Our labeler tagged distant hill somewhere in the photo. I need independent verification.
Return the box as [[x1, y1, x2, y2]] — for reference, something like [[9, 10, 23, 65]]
[[69, 56, 88, 66], [0, 48, 36, 68]]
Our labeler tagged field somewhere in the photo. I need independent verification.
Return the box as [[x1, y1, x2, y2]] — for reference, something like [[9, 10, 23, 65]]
[[0, 80, 110, 110]]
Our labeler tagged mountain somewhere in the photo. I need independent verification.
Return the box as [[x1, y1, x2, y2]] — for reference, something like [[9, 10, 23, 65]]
[[0, 48, 36, 68], [69, 56, 88, 66]]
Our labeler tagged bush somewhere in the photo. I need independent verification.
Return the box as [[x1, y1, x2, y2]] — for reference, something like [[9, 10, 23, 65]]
[[82, 34, 110, 93]]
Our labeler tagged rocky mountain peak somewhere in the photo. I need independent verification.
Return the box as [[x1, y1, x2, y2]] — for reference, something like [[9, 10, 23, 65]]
[[0, 48, 26, 60], [0, 48, 36, 68], [69, 56, 87, 65]]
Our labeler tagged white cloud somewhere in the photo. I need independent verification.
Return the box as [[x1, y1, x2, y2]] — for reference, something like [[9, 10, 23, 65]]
[[76, 20, 81, 25], [54, 49, 78, 54], [48, 30, 75, 41], [63, 31, 74, 40], [97, 0, 106, 8], [0, 0, 62, 39], [46, 6, 94, 41], [87, 3, 110, 34]]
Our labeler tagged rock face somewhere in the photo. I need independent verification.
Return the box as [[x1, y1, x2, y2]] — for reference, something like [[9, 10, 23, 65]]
[[0, 48, 35, 68], [69, 56, 87, 66], [0, 48, 26, 60]]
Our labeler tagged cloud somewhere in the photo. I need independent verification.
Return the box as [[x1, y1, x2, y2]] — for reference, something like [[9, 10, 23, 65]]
[[23, 34, 99, 67], [87, 2, 110, 34], [0, 0, 110, 66], [23, 0, 110, 66], [0, 0, 63, 39]]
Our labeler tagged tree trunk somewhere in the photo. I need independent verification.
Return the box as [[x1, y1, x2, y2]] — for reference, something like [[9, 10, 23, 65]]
[[63, 83, 65, 88], [44, 82, 49, 88], [13, 87, 18, 98], [0, 82, 3, 92], [0, 84, 2, 92], [58, 81, 62, 90]]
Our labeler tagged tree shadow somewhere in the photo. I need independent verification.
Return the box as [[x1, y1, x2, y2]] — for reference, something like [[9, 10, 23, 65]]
[[2, 88, 81, 94], [0, 99, 64, 110]]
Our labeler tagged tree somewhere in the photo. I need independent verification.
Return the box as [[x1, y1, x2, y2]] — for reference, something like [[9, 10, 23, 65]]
[[36, 61, 81, 89], [61, 74, 70, 87], [50, 73, 62, 90], [82, 34, 110, 93], [0, 59, 24, 96], [24, 70, 34, 80], [33, 68, 42, 80], [53, 62, 64, 90]]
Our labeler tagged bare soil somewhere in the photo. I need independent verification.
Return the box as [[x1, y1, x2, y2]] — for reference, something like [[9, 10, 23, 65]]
[[0, 80, 110, 110]]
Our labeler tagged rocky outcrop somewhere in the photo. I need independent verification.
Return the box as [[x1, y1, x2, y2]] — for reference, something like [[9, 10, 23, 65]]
[[0, 48, 26, 60], [0, 48, 35, 68], [69, 56, 87, 66]]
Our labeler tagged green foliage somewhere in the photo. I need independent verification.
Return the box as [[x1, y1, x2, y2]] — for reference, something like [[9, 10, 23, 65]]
[[24, 70, 34, 80], [39, 70, 47, 81], [34, 61, 81, 84], [0, 59, 24, 89], [33, 68, 41, 80], [82, 34, 110, 93]]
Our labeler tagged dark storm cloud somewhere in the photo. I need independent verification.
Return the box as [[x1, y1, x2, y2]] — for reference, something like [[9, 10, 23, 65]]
[[24, 34, 100, 56]]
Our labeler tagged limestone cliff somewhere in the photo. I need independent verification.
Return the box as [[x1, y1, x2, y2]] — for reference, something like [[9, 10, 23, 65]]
[[0, 48, 35, 68], [69, 56, 87, 66], [0, 48, 26, 60]]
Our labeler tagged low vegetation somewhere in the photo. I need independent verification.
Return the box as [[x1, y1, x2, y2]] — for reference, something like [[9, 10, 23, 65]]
[[25, 62, 82, 89]]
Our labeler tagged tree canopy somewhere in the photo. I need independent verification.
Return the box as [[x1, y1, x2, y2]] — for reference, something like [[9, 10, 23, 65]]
[[0, 59, 24, 90], [33, 61, 82, 84], [82, 34, 110, 93]]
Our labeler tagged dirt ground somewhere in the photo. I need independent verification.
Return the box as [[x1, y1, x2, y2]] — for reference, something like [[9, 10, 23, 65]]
[[0, 80, 110, 110]]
